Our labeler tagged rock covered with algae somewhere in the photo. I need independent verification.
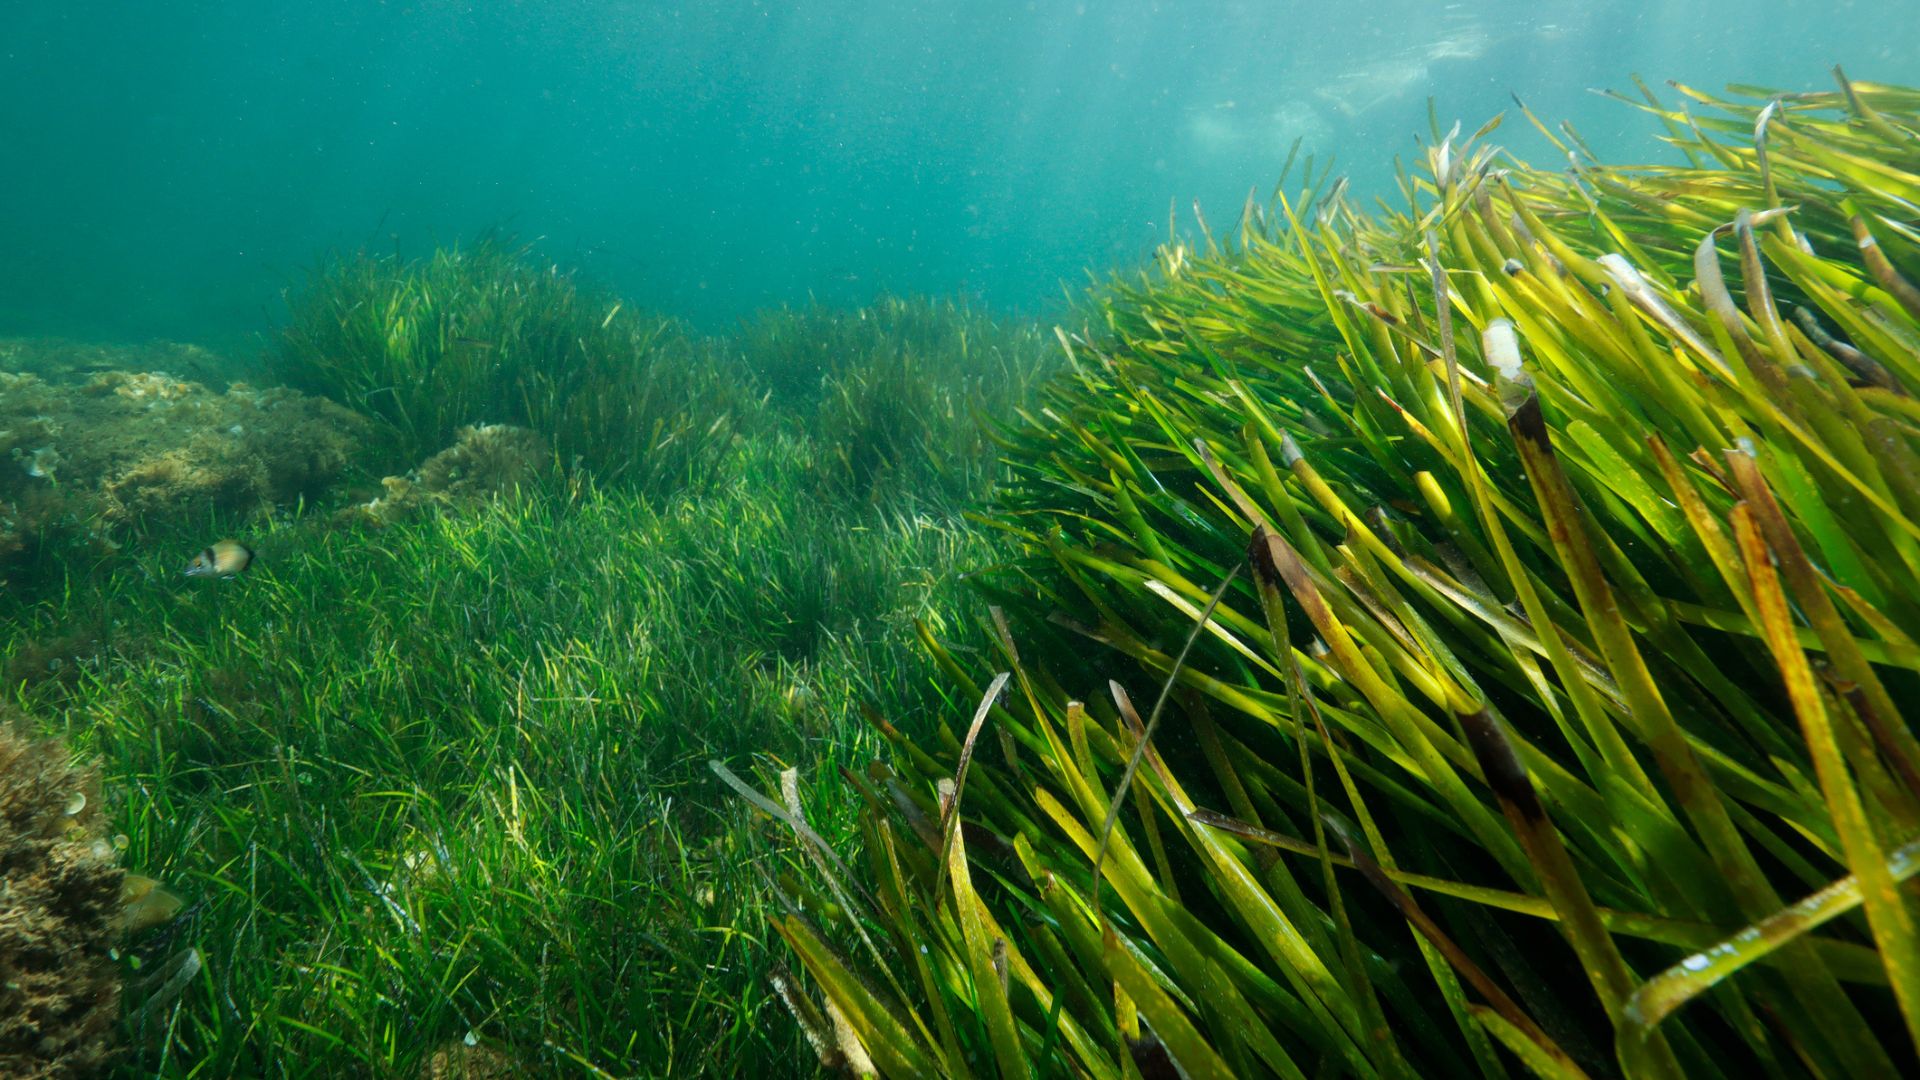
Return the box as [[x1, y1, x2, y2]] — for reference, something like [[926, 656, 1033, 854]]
[[0, 708, 124, 1078], [0, 341, 372, 580], [341, 423, 554, 527]]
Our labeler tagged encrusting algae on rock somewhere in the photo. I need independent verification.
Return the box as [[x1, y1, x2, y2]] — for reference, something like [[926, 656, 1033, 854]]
[[0, 711, 126, 1078], [342, 423, 554, 528], [0, 347, 371, 584]]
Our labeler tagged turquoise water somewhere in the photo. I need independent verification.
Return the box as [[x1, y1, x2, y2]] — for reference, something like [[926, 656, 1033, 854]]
[[2, 1, 1913, 346]]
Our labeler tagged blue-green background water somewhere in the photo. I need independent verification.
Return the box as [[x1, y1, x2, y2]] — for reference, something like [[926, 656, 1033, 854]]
[[2, 1, 1912, 349]]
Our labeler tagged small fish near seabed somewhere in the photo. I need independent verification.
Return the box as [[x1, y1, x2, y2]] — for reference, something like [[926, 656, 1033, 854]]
[[184, 539, 255, 578]]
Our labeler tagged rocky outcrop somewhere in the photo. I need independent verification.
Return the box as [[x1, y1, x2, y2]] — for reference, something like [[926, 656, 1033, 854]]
[[341, 423, 554, 527], [1, 347, 372, 582]]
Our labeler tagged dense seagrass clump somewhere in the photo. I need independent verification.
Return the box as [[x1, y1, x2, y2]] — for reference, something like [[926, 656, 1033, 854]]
[[736, 296, 1054, 500], [753, 72, 1920, 1077], [275, 235, 743, 495], [0, 714, 123, 1079]]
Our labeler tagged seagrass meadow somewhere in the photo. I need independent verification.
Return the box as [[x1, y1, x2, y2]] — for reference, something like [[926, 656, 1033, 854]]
[[0, 288, 1054, 1076], [6, 64, 1920, 1080], [744, 73, 1920, 1078]]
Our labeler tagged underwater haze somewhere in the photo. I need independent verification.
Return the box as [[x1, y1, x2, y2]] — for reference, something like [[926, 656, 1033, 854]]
[[2, 0, 1914, 347]]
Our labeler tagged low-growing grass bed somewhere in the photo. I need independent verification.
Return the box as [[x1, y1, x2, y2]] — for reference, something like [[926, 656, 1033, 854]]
[[6, 475, 986, 1074], [3, 306, 1034, 1075]]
